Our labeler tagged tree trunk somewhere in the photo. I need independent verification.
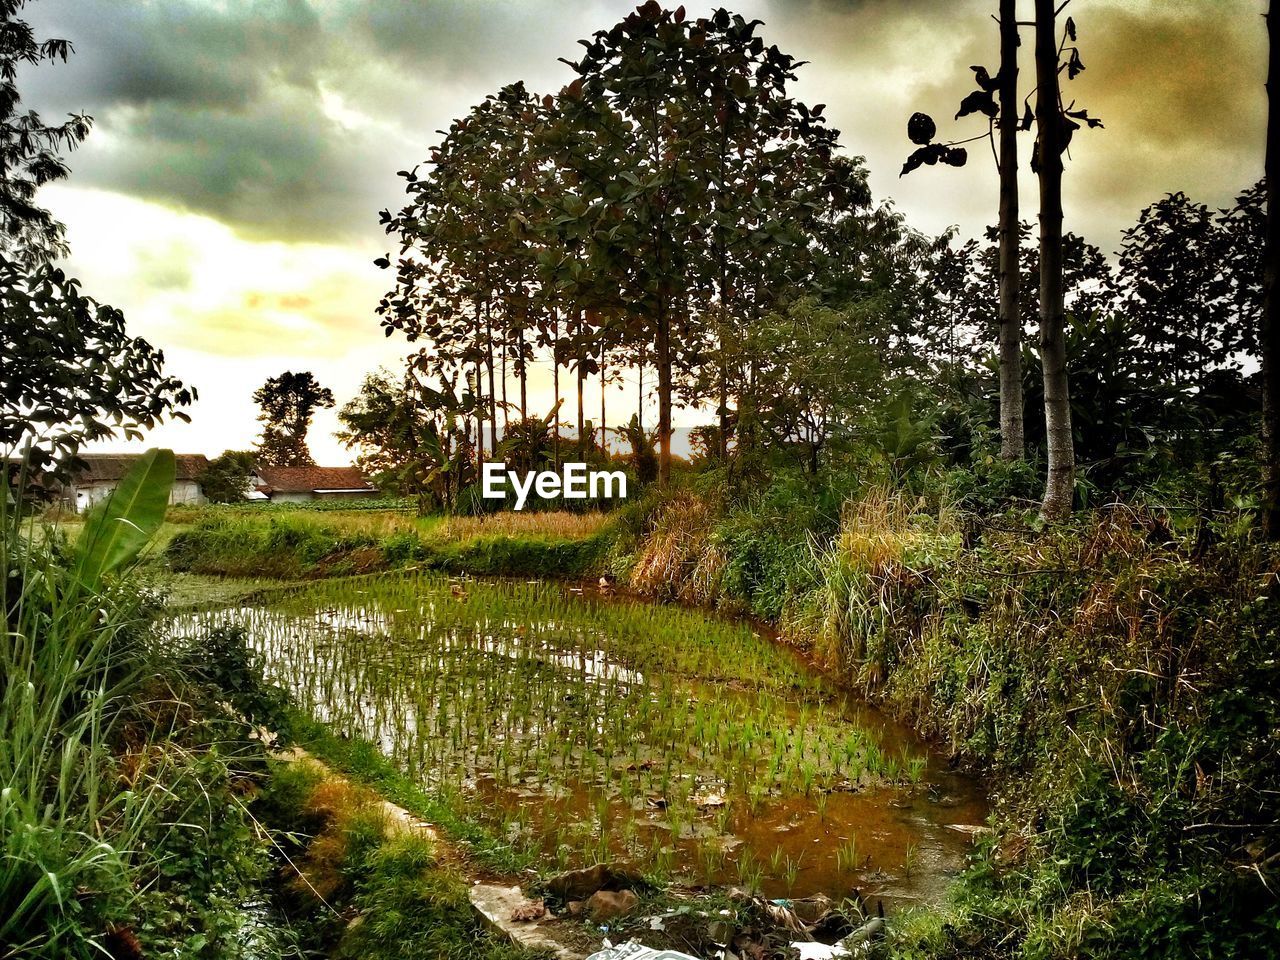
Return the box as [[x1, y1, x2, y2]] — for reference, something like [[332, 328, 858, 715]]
[[1263, 0, 1280, 538], [485, 298, 498, 453], [656, 306, 673, 486], [576, 347, 586, 461], [638, 343, 645, 431], [518, 327, 528, 420], [1035, 0, 1074, 520], [600, 341, 608, 455], [474, 307, 485, 463], [552, 318, 561, 469], [997, 0, 1024, 460], [500, 332, 509, 430]]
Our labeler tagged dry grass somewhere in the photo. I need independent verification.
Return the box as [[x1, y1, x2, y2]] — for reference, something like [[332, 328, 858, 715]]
[[628, 491, 723, 598], [810, 486, 961, 674], [422, 510, 610, 544]]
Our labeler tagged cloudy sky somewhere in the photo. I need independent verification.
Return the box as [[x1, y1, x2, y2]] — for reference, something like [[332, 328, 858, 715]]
[[21, 0, 1269, 463]]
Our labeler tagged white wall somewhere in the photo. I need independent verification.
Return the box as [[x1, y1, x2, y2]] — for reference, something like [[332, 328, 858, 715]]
[[169, 479, 205, 505], [74, 479, 206, 511]]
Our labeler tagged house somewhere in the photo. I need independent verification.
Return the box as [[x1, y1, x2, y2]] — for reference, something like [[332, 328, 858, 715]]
[[254, 465, 377, 503], [65, 454, 210, 511]]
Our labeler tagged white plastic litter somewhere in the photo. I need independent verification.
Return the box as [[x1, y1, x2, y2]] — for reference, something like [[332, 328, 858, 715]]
[[586, 942, 701, 960], [791, 942, 852, 959]]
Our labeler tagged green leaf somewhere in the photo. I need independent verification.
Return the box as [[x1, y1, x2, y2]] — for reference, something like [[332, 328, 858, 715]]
[[75, 448, 175, 587]]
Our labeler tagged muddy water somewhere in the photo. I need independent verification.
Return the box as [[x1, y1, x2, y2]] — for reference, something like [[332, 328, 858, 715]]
[[173, 576, 986, 908]]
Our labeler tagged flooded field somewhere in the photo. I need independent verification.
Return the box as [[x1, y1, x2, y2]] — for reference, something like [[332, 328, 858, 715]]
[[171, 573, 986, 905]]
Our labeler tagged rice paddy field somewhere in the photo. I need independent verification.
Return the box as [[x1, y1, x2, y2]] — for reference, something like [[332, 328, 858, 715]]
[[168, 572, 986, 905]]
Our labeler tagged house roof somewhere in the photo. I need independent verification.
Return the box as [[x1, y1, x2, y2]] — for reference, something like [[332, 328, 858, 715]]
[[74, 454, 210, 483], [255, 465, 375, 494]]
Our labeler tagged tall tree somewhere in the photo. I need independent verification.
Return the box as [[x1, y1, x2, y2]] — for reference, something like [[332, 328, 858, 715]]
[[548, 3, 842, 484], [1033, 3, 1098, 520], [1264, 1, 1279, 538], [899, 1, 1024, 460], [252, 371, 334, 467], [995, 0, 1023, 460], [0, 4, 189, 479]]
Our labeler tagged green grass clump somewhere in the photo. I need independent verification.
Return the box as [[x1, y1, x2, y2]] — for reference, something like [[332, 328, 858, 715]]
[[257, 754, 543, 960]]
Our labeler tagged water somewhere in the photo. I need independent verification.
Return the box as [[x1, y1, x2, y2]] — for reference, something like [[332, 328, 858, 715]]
[[169, 573, 986, 906]]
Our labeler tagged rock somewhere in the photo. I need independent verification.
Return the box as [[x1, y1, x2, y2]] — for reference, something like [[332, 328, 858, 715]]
[[944, 823, 992, 836], [844, 915, 885, 946], [789, 894, 835, 925], [586, 889, 640, 921], [707, 919, 734, 943], [546, 863, 643, 901], [469, 884, 585, 960]]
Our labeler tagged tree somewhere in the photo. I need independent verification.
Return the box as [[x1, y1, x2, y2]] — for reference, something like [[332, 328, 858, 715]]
[[0, 1, 92, 264], [750, 298, 882, 474], [1, 259, 193, 480], [252, 371, 334, 467], [1034, 2, 1095, 520], [0, 2, 189, 481], [900, 0, 1024, 460], [1118, 192, 1239, 389], [1263, 0, 1279, 538], [546, 3, 844, 484], [337, 366, 477, 513], [197, 450, 255, 503], [995, 0, 1023, 460]]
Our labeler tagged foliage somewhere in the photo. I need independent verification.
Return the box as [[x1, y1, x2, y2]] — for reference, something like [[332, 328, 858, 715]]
[[0, 260, 193, 481], [253, 370, 335, 467], [73, 447, 174, 588], [165, 507, 612, 580], [0, 0, 93, 264], [620, 414, 659, 486], [256, 756, 544, 959], [0, 452, 286, 957], [337, 367, 478, 512], [197, 450, 256, 504], [178, 623, 292, 736]]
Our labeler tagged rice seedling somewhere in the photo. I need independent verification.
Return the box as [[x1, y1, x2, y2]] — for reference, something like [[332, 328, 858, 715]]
[[782, 854, 803, 894], [835, 838, 860, 874], [164, 568, 951, 898]]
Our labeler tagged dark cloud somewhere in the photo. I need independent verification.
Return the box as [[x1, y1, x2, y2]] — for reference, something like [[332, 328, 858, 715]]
[[27, 0, 325, 111], [14, 0, 1271, 250], [93, 94, 376, 239]]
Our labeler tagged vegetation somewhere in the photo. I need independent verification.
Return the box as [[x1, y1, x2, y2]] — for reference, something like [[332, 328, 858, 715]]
[[256, 760, 541, 960], [9, 0, 1278, 957], [1, 454, 282, 956], [196, 449, 256, 504], [166, 506, 611, 579], [253, 370, 335, 468]]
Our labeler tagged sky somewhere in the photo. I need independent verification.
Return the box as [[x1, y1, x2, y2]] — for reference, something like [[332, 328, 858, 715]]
[[20, 0, 1270, 464]]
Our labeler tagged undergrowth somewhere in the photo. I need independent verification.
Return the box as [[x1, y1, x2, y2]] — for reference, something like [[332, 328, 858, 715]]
[[257, 758, 543, 959]]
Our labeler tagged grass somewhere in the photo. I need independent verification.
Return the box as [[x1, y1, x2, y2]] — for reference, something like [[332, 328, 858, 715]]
[[163, 507, 612, 580], [2, 471, 296, 957], [258, 758, 543, 959]]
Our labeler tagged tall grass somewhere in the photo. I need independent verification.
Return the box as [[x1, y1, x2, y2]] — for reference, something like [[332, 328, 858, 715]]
[[1, 455, 176, 953], [805, 486, 961, 675]]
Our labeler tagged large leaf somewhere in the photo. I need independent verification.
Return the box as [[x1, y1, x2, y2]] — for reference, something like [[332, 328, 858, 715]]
[[75, 448, 175, 587]]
